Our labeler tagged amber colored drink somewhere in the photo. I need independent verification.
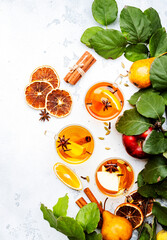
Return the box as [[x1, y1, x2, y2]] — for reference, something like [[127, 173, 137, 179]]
[[56, 125, 94, 164], [85, 82, 124, 121], [95, 158, 134, 197]]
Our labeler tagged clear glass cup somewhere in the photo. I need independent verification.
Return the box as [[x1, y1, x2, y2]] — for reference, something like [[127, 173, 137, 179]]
[[55, 125, 94, 164], [85, 82, 124, 121], [95, 158, 134, 197]]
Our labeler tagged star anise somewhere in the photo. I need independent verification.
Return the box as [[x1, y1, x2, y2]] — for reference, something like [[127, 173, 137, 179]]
[[102, 98, 112, 111], [104, 163, 118, 173], [57, 135, 71, 152], [39, 109, 50, 121]]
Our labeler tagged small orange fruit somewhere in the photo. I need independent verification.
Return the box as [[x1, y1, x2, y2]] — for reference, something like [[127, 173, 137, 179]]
[[25, 81, 53, 109], [114, 202, 144, 229], [125, 190, 154, 217], [53, 162, 83, 190], [128, 57, 155, 88], [46, 89, 72, 118], [30, 65, 60, 89]]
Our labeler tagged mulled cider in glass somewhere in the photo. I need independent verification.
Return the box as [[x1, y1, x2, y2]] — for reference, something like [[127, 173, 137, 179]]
[[55, 125, 94, 164], [95, 158, 134, 197], [85, 82, 124, 121]]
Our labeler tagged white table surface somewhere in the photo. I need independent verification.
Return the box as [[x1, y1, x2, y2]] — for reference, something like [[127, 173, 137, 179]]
[[1, 0, 166, 239]]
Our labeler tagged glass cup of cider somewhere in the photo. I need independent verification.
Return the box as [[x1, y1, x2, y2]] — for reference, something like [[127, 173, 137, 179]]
[[85, 82, 124, 121], [55, 125, 94, 164], [95, 158, 134, 197]]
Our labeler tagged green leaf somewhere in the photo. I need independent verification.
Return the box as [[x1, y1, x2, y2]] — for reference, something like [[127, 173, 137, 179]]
[[57, 217, 85, 240], [144, 8, 162, 36], [90, 29, 127, 59], [40, 204, 58, 229], [76, 203, 100, 234], [128, 88, 159, 106], [155, 178, 167, 199], [115, 108, 151, 135], [86, 232, 102, 240], [53, 194, 69, 218], [152, 202, 167, 227], [124, 43, 148, 62], [151, 217, 157, 240], [136, 92, 165, 119], [150, 54, 167, 90], [142, 155, 167, 184], [138, 184, 158, 198], [149, 28, 167, 57], [120, 6, 151, 44], [161, 91, 167, 105], [138, 227, 150, 240], [137, 170, 145, 187], [81, 27, 103, 48], [143, 130, 167, 154], [163, 151, 167, 159], [92, 0, 118, 26]]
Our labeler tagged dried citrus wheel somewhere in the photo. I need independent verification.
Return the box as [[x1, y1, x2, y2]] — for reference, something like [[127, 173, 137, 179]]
[[30, 65, 60, 89], [25, 81, 53, 109], [125, 190, 154, 217], [46, 89, 72, 118], [53, 162, 83, 190], [114, 203, 144, 229]]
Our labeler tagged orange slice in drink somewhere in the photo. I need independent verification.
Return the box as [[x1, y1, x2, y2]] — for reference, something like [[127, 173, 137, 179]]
[[94, 88, 122, 111], [25, 81, 53, 109], [115, 203, 144, 229], [53, 162, 83, 190], [30, 65, 60, 89]]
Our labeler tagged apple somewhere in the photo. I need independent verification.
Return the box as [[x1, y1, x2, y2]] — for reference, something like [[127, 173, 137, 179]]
[[122, 127, 153, 159]]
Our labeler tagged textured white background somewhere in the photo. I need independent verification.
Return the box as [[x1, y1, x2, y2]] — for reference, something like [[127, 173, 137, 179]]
[[1, 0, 167, 239]]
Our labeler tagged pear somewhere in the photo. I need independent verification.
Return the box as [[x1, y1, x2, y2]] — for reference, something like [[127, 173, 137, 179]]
[[128, 57, 155, 88], [101, 211, 133, 240]]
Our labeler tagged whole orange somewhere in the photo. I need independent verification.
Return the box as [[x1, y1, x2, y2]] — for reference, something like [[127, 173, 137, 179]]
[[128, 57, 155, 88]]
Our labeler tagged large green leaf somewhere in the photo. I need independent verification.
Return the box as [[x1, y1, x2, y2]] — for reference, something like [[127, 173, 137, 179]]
[[144, 8, 162, 36], [155, 178, 167, 199], [128, 88, 159, 106], [161, 91, 167, 105], [136, 92, 165, 119], [80, 27, 103, 48], [149, 28, 167, 57], [139, 226, 150, 240], [90, 29, 127, 59], [124, 43, 148, 62], [152, 202, 167, 227], [143, 130, 167, 155], [40, 204, 58, 229], [53, 194, 69, 218], [115, 108, 151, 135], [57, 217, 85, 240], [120, 6, 151, 44], [142, 155, 167, 184], [138, 184, 158, 198], [92, 0, 118, 26], [76, 203, 100, 234], [150, 54, 167, 90]]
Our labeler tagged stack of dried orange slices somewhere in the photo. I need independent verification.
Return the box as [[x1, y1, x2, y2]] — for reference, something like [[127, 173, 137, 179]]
[[25, 66, 72, 119]]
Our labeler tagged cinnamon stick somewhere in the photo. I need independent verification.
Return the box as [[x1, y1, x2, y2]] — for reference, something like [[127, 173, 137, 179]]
[[84, 187, 103, 214], [75, 136, 91, 145], [76, 197, 87, 208], [64, 51, 96, 85]]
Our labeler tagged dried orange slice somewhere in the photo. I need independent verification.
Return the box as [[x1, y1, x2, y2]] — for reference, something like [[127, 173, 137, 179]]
[[30, 65, 60, 89], [114, 203, 144, 229], [53, 162, 83, 190], [25, 81, 53, 109], [125, 190, 154, 217], [46, 89, 72, 118]]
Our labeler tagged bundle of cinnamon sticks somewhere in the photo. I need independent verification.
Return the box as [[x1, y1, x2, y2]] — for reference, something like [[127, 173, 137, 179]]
[[64, 51, 96, 85]]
